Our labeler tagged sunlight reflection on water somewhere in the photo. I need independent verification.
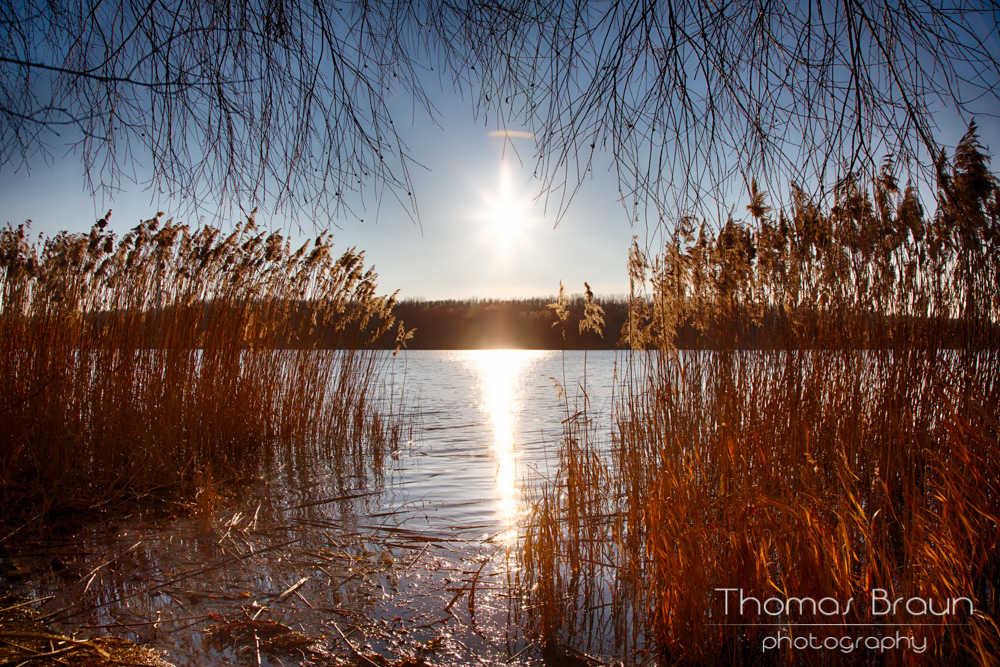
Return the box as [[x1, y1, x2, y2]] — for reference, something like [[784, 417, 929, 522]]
[[458, 350, 547, 544]]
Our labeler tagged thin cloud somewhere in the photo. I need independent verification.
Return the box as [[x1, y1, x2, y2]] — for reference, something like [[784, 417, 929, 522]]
[[488, 130, 535, 140]]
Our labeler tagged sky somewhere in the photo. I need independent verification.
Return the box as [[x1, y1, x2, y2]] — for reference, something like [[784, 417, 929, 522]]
[[6, 108, 997, 305], [2, 6, 998, 305], [0, 92, 642, 302], [7, 102, 995, 305], [3, 94, 998, 304]]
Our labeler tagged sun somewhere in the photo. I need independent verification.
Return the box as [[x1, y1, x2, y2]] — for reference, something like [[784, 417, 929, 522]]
[[478, 159, 536, 251], [488, 161, 521, 230]]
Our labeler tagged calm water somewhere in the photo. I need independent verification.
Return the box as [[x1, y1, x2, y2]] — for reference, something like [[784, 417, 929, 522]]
[[384, 350, 616, 540], [4, 350, 619, 666]]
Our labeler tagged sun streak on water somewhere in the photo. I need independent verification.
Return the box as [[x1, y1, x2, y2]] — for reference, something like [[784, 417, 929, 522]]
[[463, 349, 545, 544]]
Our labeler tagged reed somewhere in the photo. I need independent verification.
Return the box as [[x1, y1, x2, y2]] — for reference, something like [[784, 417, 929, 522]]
[[0, 211, 410, 524], [519, 127, 1000, 664]]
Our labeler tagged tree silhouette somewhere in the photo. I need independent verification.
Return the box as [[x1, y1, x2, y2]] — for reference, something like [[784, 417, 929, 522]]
[[2, 1, 998, 224]]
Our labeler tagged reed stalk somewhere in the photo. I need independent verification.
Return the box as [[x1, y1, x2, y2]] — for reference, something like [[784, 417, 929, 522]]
[[1, 211, 410, 525]]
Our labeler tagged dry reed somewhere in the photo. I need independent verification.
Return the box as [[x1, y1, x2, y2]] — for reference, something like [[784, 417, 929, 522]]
[[519, 127, 1000, 665], [1, 210, 410, 525]]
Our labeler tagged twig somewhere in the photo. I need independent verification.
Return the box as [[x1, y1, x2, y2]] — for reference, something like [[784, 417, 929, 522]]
[[80, 614, 213, 629], [274, 577, 309, 603], [404, 542, 430, 571], [329, 621, 380, 667], [0, 632, 110, 659], [0, 640, 75, 666], [49, 537, 303, 623], [0, 597, 54, 614]]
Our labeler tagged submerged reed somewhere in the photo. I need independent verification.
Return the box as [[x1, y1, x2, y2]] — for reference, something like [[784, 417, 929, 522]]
[[519, 127, 1000, 664], [1, 211, 410, 524]]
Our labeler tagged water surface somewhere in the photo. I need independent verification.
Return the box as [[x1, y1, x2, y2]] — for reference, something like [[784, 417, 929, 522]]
[[4, 350, 618, 666]]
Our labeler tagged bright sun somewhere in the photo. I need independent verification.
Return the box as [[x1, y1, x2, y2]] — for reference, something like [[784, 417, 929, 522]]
[[480, 159, 535, 251], [489, 162, 520, 230]]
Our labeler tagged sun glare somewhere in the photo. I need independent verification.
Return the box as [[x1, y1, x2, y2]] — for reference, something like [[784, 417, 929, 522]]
[[476, 159, 537, 253], [462, 349, 542, 543], [489, 162, 520, 230]]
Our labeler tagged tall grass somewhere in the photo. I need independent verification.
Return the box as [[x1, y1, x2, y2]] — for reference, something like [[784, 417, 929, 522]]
[[519, 127, 1000, 664], [1, 211, 410, 524]]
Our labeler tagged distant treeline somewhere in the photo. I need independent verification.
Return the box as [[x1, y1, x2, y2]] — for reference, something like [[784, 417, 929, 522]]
[[378, 296, 628, 350], [370, 297, 989, 350]]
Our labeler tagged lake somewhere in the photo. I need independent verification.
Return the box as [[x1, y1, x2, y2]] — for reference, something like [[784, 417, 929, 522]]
[[3, 349, 619, 666]]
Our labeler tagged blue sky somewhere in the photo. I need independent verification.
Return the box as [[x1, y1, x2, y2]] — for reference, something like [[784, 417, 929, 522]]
[[5, 103, 997, 303], [1, 73, 997, 303]]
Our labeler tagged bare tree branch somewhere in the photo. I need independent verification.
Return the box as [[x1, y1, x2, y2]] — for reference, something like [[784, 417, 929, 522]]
[[1, 1, 998, 227]]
